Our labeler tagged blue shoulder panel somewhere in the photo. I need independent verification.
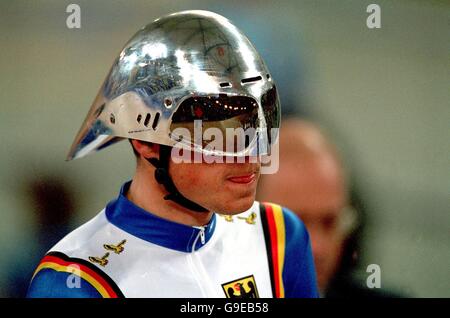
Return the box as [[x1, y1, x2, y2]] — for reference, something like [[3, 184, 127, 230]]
[[27, 268, 102, 298]]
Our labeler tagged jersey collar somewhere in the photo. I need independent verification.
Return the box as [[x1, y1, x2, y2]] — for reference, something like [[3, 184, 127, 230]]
[[105, 181, 216, 253]]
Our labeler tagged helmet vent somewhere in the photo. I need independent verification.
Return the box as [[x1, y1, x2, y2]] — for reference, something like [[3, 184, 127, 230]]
[[219, 82, 231, 88], [137, 114, 142, 123], [164, 98, 173, 108], [144, 113, 151, 127], [241, 76, 262, 84], [152, 112, 160, 130], [266, 74, 271, 79], [94, 103, 105, 119]]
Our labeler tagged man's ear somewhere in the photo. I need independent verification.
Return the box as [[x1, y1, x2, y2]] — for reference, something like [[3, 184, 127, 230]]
[[130, 139, 159, 159]]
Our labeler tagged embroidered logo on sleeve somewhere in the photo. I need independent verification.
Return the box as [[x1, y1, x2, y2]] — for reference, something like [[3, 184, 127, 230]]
[[88, 252, 110, 267], [103, 239, 127, 254], [88, 239, 127, 267], [237, 212, 257, 225], [219, 214, 234, 222]]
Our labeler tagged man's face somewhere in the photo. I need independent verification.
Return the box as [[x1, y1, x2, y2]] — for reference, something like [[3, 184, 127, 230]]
[[258, 155, 347, 292], [169, 153, 261, 215]]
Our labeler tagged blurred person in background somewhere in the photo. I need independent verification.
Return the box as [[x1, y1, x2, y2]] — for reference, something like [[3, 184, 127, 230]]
[[5, 176, 76, 297], [257, 118, 401, 298]]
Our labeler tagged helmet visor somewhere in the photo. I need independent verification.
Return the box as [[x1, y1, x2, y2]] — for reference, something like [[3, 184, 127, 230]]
[[170, 94, 258, 155], [169, 88, 279, 156], [261, 86, 280, 145]]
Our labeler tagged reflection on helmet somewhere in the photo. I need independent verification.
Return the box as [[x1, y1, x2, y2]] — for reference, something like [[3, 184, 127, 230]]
[[67, 10, 280, 160]]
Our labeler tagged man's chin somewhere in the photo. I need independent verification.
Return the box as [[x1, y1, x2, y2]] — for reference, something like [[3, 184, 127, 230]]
[[217, 197, 255, 215]]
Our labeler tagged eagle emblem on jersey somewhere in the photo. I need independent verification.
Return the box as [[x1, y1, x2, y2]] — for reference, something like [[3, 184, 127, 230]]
[[103, 239, 127, 254], [88, 252, 110, 267], [237, 212, 257, 225], [221, 275, 259, 298]]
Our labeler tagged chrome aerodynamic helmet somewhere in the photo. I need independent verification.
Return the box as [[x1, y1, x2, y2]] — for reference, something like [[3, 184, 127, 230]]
[[67, 10, 280, 161]]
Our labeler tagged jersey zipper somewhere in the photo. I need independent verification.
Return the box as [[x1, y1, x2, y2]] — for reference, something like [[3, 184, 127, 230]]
[[199, 227, 206, 244], [192, 225, 206, 246], [187, 225, 216, 297]]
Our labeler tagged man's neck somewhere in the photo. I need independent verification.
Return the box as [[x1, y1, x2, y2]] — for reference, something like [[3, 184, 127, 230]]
[[126, 168, 213, 227]]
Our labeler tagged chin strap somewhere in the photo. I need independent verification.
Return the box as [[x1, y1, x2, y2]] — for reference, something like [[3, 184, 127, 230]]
[[145, 145, 209, 213]]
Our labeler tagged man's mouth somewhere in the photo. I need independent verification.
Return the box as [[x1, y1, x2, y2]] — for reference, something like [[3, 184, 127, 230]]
[[227, 173, 256, 184]]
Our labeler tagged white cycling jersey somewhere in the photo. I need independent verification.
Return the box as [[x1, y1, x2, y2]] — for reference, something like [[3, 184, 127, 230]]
[[27, 182, 318, 298]]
